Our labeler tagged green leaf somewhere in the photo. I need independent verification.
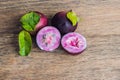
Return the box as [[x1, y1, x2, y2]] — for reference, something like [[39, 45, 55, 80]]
[[66, 11, 79, 26], [20, 12, 40, 31], [18, 30, 32, 56]]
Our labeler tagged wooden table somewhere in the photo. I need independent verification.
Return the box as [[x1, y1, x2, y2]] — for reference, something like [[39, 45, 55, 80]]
[[0, 0, 120, 80]]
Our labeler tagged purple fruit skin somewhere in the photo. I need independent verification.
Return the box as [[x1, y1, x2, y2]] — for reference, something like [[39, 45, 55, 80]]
[[61, 32, 87, 54], [51, 11, 78, 35], [35, 11, 48, 31], [30, 11, 48, 35], [36, 26, 61, 51]]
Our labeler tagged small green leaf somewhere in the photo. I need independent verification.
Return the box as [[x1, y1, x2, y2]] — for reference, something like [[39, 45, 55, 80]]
[[66, 11, 79, 26], [20, 12, 40, 31], [18, 30, 32, 56]]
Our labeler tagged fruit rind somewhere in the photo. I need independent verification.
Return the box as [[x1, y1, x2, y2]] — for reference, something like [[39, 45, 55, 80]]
[[51, 11, 78, 35], [35, 11, 48, 31]]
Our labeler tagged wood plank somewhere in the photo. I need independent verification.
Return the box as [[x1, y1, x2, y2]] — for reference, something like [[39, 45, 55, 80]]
[[0, 0, 120, 80]]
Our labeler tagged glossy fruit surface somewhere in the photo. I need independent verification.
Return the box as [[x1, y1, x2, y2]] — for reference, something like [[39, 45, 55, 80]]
[[51, 10, 78, 35], [35, 11, 48, 31]]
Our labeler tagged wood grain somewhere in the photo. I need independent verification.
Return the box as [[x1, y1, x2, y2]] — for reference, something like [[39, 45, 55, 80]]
[[0, 0, 120, 80]]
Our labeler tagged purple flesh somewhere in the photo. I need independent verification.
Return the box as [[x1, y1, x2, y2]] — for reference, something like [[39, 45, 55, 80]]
[[61, 32, 87, 54], [36, 26, 61, 51], [51, 11, 78, 35]]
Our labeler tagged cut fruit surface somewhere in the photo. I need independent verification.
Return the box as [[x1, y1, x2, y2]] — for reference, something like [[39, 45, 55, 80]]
[[61, 32, 87, 54], [36, 26, 61, 51]]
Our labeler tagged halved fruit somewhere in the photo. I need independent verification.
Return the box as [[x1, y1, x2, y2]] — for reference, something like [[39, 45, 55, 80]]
[[36, 26, 61, 51], [61, 32, 87, 54]]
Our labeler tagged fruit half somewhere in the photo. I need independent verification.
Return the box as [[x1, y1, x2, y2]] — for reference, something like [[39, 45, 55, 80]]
[[36, 26, 61, 51], [61, 32, 87, 54]]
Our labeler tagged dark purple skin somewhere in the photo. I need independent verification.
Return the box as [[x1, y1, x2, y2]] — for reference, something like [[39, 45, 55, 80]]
[[51, 11, 78, 35], [61, 32, 87, 54]]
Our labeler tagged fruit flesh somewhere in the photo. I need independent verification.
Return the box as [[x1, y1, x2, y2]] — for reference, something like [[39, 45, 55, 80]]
[[36, 26, 61, 51], [61, 32, 87, 54]]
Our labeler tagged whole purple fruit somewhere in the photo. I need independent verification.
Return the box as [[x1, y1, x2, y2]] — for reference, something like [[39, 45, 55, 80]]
[[20, 11, 48, 35], [51, 10, 79, 35]]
